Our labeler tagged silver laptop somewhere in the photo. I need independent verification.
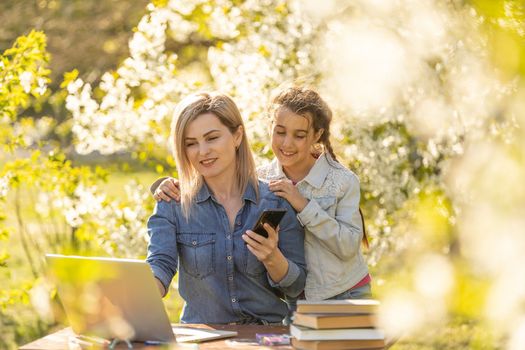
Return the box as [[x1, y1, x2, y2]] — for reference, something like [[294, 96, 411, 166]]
[[45, 254, 176, 342]]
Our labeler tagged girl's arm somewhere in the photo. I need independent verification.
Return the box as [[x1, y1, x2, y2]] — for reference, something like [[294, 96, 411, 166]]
[[297, 173, 363, 260], [151, 177, 181, 202]]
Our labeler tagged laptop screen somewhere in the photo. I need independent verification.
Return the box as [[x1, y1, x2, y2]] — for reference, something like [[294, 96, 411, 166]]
[[45, 254, 175, 342]]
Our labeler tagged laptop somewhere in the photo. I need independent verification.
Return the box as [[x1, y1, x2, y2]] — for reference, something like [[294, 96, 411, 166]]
[[45, 254, 237, 343]]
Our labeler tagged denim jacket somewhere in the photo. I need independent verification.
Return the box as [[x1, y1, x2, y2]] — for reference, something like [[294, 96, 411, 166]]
[[258, 153, 369, 300], [146, 180, 306, 324]]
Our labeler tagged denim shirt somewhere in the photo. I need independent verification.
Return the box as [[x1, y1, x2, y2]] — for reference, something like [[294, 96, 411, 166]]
[[146, 180, 306, 324]]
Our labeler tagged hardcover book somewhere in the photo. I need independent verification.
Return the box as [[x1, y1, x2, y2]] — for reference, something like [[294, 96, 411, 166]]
[[293, 312, 377, 329], [290, 325, 385, 341], [291, 337, 386, 350], [296, 299, 380, 314]]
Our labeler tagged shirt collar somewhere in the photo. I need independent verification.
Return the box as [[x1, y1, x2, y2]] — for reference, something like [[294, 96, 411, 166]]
[[195, 182, 212, 203], [195, 180, 258, 204]]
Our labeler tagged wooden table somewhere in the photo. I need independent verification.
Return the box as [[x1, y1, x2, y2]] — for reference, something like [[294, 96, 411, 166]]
[[19, 324, 292, 350]]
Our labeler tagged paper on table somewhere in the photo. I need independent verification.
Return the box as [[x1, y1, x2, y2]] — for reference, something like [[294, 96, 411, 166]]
[[172, 327, 238, 343]]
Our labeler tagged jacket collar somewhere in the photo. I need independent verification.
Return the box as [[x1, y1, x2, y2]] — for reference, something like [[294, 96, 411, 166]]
[[195, 180, 257, 204], [300, 153, 331, 189], [266, 153, 332, 189]]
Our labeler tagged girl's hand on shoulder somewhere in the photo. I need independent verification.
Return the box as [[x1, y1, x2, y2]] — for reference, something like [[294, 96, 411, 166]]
[[153, 177, 181, 202], [269, 179, 308, 212], [242, 223, 279, 263]]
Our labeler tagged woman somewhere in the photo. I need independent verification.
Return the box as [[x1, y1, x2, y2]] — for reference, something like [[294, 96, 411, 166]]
[[147, 91, 306, 324], [153, 86, 370, 302]]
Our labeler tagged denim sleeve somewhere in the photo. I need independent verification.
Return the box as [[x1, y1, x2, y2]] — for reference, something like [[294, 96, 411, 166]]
[[146, 200, 178, 295], [267, 199, 306, 297]]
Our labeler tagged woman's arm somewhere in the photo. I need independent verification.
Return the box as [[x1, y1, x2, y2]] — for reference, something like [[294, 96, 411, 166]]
[[146, 200, 179, 297], [242, 201, 306, 297]]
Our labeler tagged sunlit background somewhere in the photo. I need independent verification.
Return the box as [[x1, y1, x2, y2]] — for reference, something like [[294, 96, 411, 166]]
[[1, 0, 524, 349]]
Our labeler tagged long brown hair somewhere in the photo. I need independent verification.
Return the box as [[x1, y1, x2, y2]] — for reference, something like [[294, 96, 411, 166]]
[[171, 91, 258, 218], [269, 86, 369, 249]]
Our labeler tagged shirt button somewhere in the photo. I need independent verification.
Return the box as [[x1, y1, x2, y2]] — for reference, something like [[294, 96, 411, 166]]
[[192, 241, 197, 246], [228, 276, 233, 281], [227, 235, 231, 240], [232, 298, 236, 303], [236, 220, 241, 226], [227, 255, 232, 260]]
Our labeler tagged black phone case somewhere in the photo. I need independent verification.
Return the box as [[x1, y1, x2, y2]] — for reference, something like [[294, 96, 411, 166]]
[[252, 209, 287, 238]]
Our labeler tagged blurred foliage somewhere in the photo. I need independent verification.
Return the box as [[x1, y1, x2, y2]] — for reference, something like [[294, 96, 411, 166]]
[[0, 0, 149, 153], [1, 0, 525, 349], [469, 0, 525, 78], [0, 28, 156, 348], [0, 0, 149, 87]]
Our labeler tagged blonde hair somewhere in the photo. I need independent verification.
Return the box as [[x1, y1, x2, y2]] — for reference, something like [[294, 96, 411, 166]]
[[170, 91, 258, 218]]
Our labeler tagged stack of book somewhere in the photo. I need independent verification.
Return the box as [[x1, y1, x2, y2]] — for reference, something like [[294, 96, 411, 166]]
[[290, 299, 385, 350]]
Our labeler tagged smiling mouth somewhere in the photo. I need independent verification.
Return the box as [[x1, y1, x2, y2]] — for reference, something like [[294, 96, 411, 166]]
[[200, 158, 217, 166], [280, 150, 296, 157]]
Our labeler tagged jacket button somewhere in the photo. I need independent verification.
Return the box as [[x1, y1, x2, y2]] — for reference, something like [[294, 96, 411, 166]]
[[227, 255, 232, 260]]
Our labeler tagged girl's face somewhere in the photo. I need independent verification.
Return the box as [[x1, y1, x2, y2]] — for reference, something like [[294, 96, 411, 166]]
[[184, 113, 242, 181], [271, 107, 322, 170]]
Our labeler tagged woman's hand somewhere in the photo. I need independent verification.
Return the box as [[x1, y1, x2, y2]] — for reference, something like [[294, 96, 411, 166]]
[[243, 223, 279, 262], [268, 179, 308, 212], [242, 223, 288, 283], [155, 278, 166, 297], [153, 177, 180, 202]]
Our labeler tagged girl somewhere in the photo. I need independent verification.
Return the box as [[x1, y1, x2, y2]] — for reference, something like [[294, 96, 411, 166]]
[[259, 86, 370, 301], [147, 91, 306, 324], [153, 86, 370, 302]]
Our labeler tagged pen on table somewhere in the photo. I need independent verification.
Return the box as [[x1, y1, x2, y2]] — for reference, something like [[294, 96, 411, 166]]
[[144, 340, 169, 345]]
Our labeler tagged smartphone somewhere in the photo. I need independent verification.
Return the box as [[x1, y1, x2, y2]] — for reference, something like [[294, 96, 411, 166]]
[[252, 209, 287, 238]]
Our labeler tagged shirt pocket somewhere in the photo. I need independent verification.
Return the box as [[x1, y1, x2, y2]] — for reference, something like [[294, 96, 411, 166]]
[[243, 246, 266, 277], [314, 196, 337, 217], [176, 232, 216, 279]]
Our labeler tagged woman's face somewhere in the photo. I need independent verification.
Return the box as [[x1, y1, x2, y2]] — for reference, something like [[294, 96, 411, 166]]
[[184, 113, 242, 180], [271, 107, 321, 170]]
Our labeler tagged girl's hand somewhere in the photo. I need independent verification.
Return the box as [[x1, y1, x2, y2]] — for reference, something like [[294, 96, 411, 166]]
[[153, 177, 180, 202], [268, 179, 308, 212]]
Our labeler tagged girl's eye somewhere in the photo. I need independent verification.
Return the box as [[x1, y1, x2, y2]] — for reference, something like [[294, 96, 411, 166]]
[[207, 136, 218, 141], [275, 131, 285, 135], [186, 143, 196, 147], [295, 135, 306, 139]]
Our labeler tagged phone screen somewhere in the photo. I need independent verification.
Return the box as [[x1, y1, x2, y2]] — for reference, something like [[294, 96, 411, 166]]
[[252, 209, 287, 237]]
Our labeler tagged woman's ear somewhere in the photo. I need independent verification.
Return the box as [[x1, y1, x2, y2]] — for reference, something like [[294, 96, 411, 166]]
[[234, 125, 244, 149]]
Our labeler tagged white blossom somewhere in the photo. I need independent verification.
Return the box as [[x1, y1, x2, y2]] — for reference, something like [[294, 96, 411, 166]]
[[19, 71, 33, 93]]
